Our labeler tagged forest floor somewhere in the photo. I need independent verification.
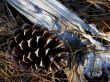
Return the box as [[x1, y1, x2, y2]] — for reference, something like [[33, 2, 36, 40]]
[[0, 0, 110, 82]]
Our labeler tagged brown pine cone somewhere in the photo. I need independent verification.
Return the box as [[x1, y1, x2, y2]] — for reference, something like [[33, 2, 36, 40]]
[[8, 24, 68, 71]]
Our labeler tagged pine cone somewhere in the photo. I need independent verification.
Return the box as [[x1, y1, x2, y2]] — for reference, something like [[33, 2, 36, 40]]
[[8, 24, 68, 71]]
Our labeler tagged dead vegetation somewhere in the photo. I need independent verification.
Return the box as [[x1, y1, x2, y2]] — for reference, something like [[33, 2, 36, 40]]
[[0, 0, 110, 82]]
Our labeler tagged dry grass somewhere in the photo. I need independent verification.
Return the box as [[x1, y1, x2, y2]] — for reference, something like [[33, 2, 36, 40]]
[[60, 0, 110, 33], [0, 51, 22, 82]]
